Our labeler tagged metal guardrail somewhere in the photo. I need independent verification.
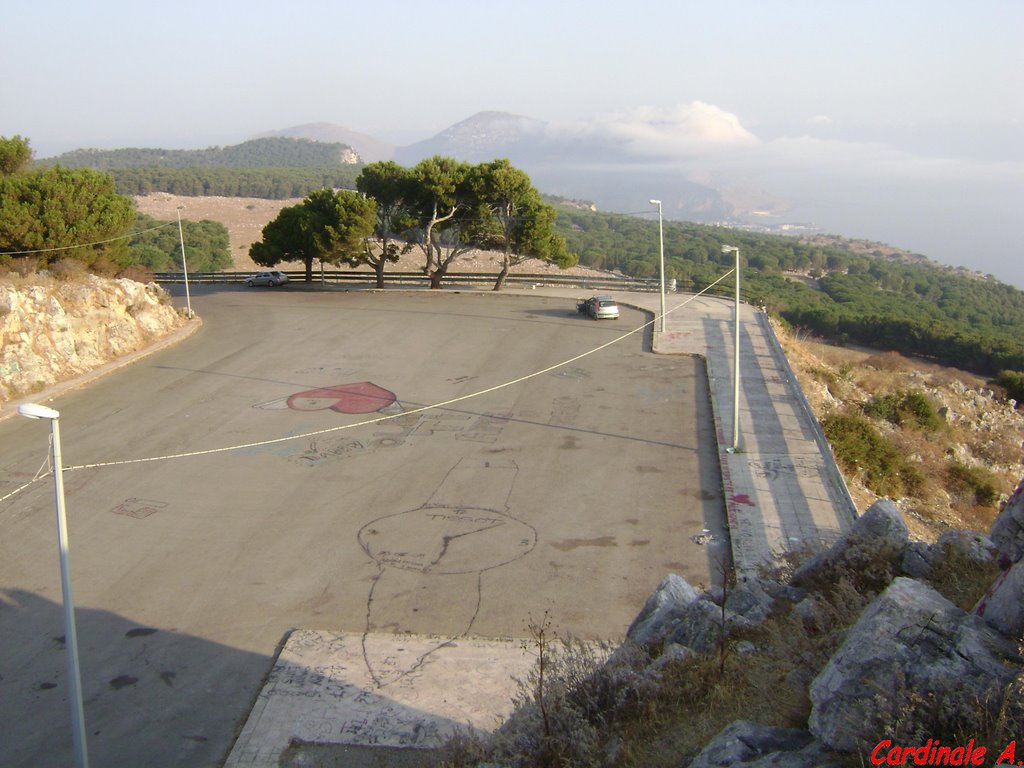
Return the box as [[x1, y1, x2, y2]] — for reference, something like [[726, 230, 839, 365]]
[[155, 270, 661, 291], [154, 270, 753, 301]]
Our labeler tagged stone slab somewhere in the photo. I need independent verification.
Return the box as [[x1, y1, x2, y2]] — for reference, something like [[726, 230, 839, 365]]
[[225, 630, 533, 767]]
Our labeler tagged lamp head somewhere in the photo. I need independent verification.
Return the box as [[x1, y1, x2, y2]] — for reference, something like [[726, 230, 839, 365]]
[[17, 403, 60, 420], [721, 245, 739, 254], [649, 199, 661, 205]]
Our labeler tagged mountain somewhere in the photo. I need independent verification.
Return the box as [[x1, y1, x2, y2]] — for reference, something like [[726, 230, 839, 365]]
[[255, 122, 396, 163], [394, 111, 546, 163], [393, 111, 736, 221], [42, 137, 359, 169]]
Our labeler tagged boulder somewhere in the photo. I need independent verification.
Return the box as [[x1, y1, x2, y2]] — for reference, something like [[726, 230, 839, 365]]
[[809, 577, 1019, 752], [792, 500, 908, 590], [666, 599, 753, 655], [934, 529, 998, 565], [724, 579, 776, 624], [990, 479, 1024, 564], [900, 541, 933, 579], [625, 574, 700, 647], [974, 560, 1024, 639], [689, 720, 838, 768]]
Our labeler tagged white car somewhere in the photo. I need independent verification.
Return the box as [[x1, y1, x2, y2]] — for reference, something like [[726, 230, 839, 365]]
[[577, 295, 619, 320], [246, 271, 289, 287]]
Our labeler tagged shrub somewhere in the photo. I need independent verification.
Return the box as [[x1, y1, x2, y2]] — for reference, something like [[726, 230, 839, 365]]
[[116, 264, 156, 283], [49, 257, 88, 281], [822, 411, 923, 498], [995, 370, 1024, 406], [946, 462, 1001, 508], [864, 390, 943, 431]]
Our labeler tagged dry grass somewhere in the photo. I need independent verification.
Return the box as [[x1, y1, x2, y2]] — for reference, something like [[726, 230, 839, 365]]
[[776, 323, 1024, 541]]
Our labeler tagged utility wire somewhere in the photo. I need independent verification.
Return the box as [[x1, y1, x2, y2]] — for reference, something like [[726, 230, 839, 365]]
[[0, 220, 179, 257], [1, 273, 733, 501]]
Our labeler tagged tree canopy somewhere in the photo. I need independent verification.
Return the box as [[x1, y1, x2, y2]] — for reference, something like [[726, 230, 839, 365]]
[[0, 135, 33, 176], [472, 159, 574, 290], [249, 188, 376, 282], [354, 161, 417, 287], [0, 152, 135, 271], [129, 213, 231, 273]]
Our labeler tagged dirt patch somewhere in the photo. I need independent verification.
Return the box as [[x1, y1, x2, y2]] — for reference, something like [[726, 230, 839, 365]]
[[133, 192, 612, 278]]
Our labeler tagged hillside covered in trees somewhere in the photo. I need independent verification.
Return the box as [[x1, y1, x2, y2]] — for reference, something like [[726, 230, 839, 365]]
[[42, 138, 362, 200], [551, 204, 1024, 379], [42, 137, 358, 169]]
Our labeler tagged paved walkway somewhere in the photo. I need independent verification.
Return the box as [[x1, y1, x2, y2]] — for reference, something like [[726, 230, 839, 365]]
[[629, 289, 857, 576]]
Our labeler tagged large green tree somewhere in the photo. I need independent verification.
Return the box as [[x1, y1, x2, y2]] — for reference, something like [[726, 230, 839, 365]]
[[0, 135, 33, 176], [405, 156, 476, 289], [0, 163, 135, 269], [249, 188, 376, 282], [354, 161, 415, 287], [473, 159, 575, 290]]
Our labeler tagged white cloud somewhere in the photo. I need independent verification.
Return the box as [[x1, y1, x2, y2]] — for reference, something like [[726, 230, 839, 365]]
[[547, 102, 760, 158]]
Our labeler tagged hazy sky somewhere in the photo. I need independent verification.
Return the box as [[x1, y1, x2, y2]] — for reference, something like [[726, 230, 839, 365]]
[[3, 0, 1022, 284]]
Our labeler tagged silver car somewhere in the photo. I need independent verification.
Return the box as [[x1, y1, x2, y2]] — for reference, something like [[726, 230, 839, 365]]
[[577, 295, 619, 320], [246, 271, 289, 287]]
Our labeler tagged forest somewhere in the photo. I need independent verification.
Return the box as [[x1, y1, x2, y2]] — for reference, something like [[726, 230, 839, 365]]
[[550, 204, 1024, 378], [42, 137, 357, 169]]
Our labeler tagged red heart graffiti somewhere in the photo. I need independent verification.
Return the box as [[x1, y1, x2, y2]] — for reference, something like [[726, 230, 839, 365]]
[[286, 382, 397, 414]]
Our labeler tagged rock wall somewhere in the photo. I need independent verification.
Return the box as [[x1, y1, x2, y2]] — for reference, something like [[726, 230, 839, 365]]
[[0, 276, 186, 403]]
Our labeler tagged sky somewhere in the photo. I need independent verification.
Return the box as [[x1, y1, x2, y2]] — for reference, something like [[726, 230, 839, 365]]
[[3, 0, 1022, 285]]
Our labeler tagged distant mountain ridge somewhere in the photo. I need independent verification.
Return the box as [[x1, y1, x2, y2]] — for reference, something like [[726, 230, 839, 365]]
[[42, 137, 359, 169], [254, 123, 395, 163]]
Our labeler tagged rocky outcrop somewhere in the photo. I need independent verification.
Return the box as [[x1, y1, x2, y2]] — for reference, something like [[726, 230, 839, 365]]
[[809, 577, 1019, 752], [690, 721, 838, 768], [0, 276, 185, 403], [791, 499, 908, 589], [612, 487, 1024, 766], [990, 479, 1024, 564], [625, 573, 700, 647]]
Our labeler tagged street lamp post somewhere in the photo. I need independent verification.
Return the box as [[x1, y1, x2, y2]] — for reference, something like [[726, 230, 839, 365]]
[[176, 207, 194, 319], [721, 246, 741, 451], [17, 403, 89, 768], [649, 199, 665, 332]]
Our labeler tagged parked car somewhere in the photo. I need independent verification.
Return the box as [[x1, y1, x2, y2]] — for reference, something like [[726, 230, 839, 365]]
[[576, 295, 619, 320], [246, 271, 289, 287]]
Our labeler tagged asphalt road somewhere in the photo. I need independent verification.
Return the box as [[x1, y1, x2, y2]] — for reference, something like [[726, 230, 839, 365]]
[[0, 286, 725, 767]]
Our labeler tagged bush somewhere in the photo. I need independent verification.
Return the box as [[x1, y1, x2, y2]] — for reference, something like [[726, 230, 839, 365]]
[[49, 257, 88, 281], [995, 370, 1024, 406], [946, 463, 1001, 508], [864, 390, 943, 431], [822, 411, 923, 497], [116, 264, 156, 283]]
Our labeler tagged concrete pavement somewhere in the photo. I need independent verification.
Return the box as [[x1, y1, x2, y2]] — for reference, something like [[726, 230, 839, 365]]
[[507, 286, 857, 578], [640, 290, 858, 576], [223, 283, 859, 766]]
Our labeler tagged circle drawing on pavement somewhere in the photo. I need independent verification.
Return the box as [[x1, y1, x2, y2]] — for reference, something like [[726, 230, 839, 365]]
[[358, 506, 536, 575]]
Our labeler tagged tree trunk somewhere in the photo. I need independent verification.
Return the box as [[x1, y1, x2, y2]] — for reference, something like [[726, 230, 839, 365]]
[[429, 268, 444, 289], [304, 256, 314, 283], [375, 259, 385, 288], [493, 262, 510, 291]]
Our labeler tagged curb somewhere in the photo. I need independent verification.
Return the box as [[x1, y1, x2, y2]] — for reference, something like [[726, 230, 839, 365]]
[[0, 315, 203, 422]]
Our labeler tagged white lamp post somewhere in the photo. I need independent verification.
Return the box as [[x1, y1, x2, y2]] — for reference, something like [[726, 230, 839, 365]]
[[649, 199, 666, 333], [176, 207, 194, 319], [17, 403, 89, 768], [721, 246, 741, 452]]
